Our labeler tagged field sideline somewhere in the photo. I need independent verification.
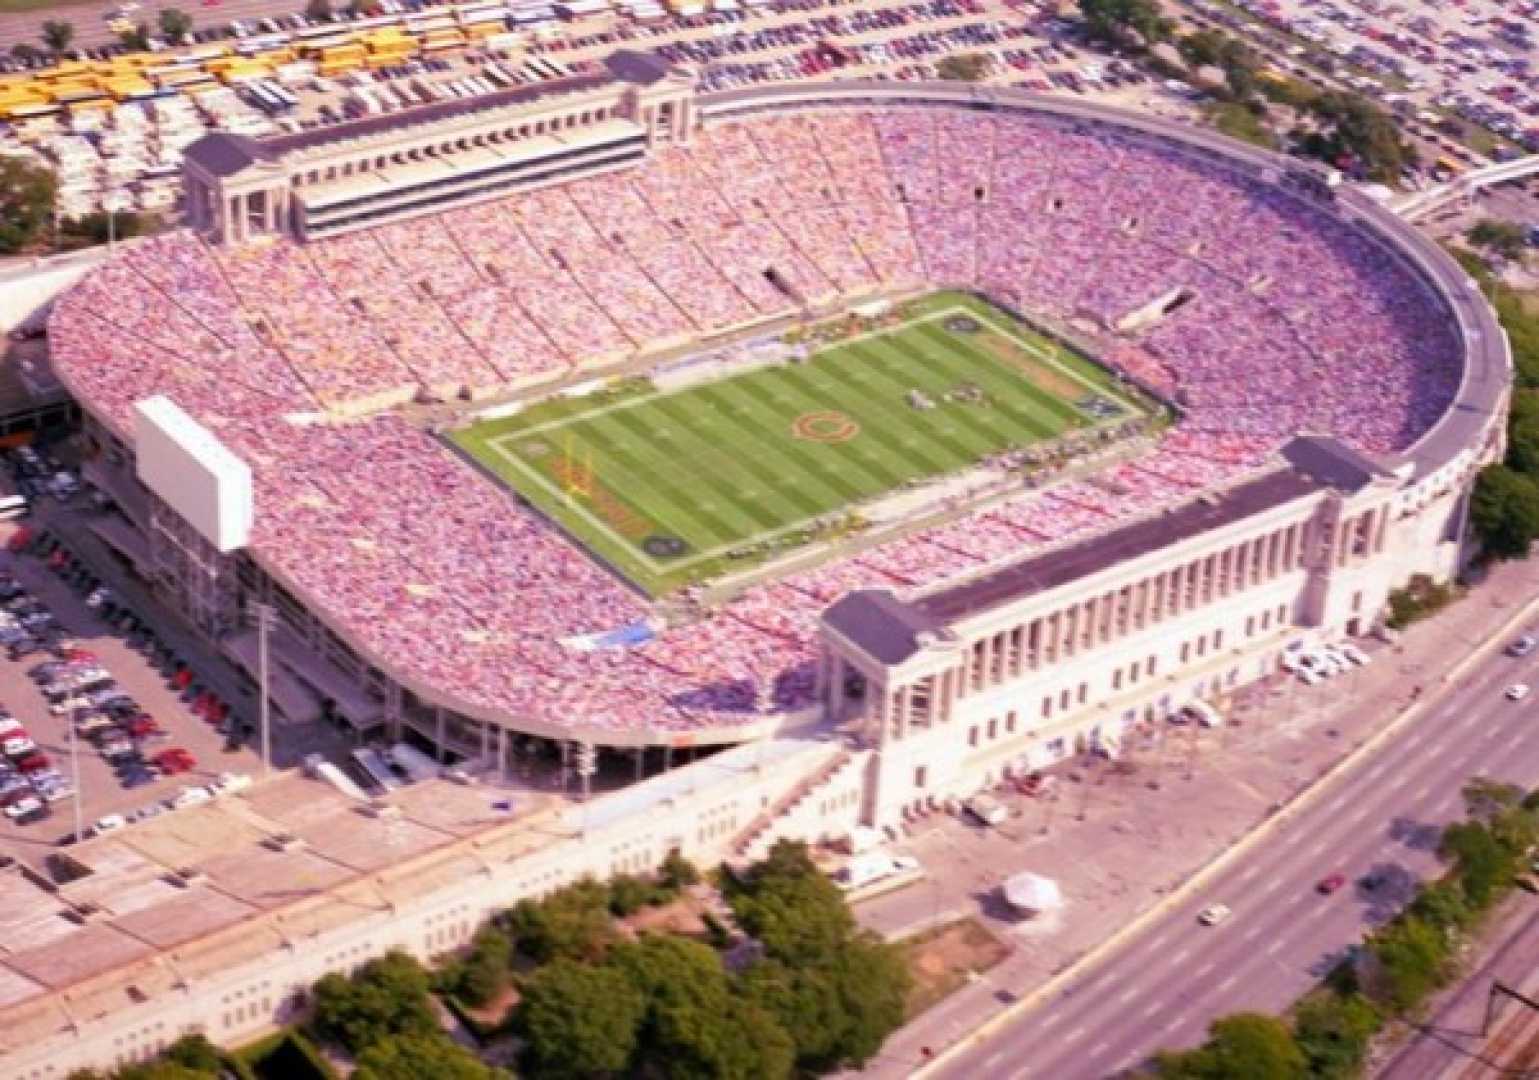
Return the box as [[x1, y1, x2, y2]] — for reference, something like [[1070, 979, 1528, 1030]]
[[451, 292, 1146, 594]]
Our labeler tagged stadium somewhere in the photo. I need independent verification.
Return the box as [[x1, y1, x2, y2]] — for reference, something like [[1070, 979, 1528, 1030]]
[[47, 56, 1507, 824]]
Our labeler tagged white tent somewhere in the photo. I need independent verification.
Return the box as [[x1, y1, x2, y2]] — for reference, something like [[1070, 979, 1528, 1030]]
[[1003, 872, 1063, 915]]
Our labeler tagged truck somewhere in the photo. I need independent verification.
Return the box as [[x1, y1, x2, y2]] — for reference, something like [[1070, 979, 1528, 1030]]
[[965, 793, 1007, 826]]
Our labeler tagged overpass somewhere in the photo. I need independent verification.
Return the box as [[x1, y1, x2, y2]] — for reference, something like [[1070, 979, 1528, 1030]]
[[1395, 153, 1539, 221]]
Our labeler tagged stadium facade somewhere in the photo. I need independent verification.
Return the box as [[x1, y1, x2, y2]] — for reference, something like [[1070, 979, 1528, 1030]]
[[10, 58, 1509, 1074]]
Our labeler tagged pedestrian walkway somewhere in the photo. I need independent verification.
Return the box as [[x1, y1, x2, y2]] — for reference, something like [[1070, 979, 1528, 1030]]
[[857, 557, 1539, 1078]]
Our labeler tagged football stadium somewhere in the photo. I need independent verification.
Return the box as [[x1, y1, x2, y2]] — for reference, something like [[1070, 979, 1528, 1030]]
[[2, 55, 1511, 1075]]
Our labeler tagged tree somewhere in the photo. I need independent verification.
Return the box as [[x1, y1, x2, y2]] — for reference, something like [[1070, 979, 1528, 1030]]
[[311, 951, 439, 1055], [518, 959, 645, 1078], [306, 0, 335, 21], [1291, 992, 1379, 1080], [505, 878, 615, 964], [1409, 878, 1474, 933], [1361, 917, 1448, 1013], [1507, 392, 1539, 476], [658, 850, 699, 891], [0, 156, 56, 255], [935, 54, 990, 82], [1468, 219, 1528, 262], [161, 1034, 222, 1073], [119, 24, 152, 51], [1079, 0, 1172, 49], [40, 20, 74, 54], [1155, 1012, 1306, 1079], [354, 1033, 510, 1080], [157, 8, 193, 43], [1470, 464, 1539, 558], [444, 925, 511, 1008]]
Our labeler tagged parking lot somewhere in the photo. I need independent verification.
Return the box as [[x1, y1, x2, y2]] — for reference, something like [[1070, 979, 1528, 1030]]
[[0, 528, 273, 861]]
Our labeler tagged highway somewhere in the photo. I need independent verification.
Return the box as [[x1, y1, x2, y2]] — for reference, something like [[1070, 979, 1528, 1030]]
[[928, 639, 1539, 1080]]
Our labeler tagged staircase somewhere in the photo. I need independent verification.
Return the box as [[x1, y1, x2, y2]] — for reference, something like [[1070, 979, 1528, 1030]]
[[731, 747, 860, 865]]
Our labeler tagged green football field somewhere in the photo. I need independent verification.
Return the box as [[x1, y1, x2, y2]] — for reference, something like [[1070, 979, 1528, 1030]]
[[451, 293, 1146, 594]]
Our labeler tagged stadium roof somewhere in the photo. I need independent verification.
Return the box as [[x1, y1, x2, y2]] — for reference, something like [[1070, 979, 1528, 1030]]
[[825, 590, 950, 665], [913, 455, 1329, 624], [183, 133, 278, 178], [1279, 435, 1392, 493]]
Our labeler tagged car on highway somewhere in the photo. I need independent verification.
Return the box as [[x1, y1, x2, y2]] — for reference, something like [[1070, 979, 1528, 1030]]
[[1507, 634, 1537, 657], [1316, 872, 1347, 894], [1198, 903, 1232, 926], [1507, 683, 1531, 701]]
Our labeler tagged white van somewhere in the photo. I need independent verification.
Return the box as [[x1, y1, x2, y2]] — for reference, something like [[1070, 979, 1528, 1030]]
[[0, 495, 28, 522]]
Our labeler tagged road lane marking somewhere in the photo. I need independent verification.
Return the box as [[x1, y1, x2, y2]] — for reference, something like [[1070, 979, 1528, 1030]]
[[1063, 1025, 1086, 1044], [1242, 925, 1264, 942], [1141, 1001, 1162, 1019], [1306, 839, 1328, 857], [1216, 973, 1239, 993], [1348, 805, 1371, 824], [983, 1051, 1005, 1072], [1365, 763, 1386, 780], [1086, 1040, 1109, 1059], [1413, 784, 1433, 801], [1239, 865, 1260, 882], [1266, 940, 1283, 955], [1263, 877, 1283, 895], [1163, 1013, 1190, 1033], [1169, 947, 1190, 966], [1117, 987, 1140, 1005], [1194, 962, 1215, 978], [1143, 932, 1168, 953]]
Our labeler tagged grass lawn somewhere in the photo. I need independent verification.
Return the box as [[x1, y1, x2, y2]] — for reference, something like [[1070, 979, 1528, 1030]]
[[451, 291, 1144, 595], [903, 917, 1012, 1019]]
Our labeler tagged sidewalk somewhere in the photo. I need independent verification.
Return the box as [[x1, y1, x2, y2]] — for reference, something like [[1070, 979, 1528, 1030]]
[[857, 557, 1539, 1079]]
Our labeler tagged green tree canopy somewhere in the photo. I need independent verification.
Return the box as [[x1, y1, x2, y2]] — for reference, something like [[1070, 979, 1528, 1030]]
[[1361, 917, 1448, 1013], [935, 53, 990, 82], [1468, 219, 1528, 262], [311, 950, 439, 1055], [518, 959, 645, 1078], [40, 19, 74, 54], [1507, 392, 1539, 476], [1155, 1012, 1306, 1079], [0, 156, 56, 255], [1471, 464, 1539, 559], [157, 8, 193, 42], [1079, 0, 1172, 49], [504, 878, 615, 964], [444, 925, 511, 1008], [353, 1033, 510, 1080], [1290, 993, 1379, 1080]]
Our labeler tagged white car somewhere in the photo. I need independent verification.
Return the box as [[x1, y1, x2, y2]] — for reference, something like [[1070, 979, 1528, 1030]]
[[1508, 684, 1531, 702], [169, 786, 212, 810], [91, 813, 126, 836], [0, 718, 24, 737], [210, 772, 252, 795], [1, 737, 35, 758], [1198, 903, 1232, 926], [3, 797, 43, 821]]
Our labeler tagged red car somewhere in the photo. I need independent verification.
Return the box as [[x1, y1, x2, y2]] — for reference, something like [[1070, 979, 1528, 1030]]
[[15, 753, 50, 773], [124, 716, 164, 738], [1317, 873, 1347, 895], [154, 748, 196, 773]]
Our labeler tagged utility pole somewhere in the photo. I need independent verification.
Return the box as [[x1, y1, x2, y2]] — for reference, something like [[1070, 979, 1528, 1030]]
[[69, 714, 81, 841]]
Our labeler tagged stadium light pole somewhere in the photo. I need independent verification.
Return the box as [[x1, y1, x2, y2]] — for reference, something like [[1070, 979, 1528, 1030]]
[[252, 602, 276, 778]]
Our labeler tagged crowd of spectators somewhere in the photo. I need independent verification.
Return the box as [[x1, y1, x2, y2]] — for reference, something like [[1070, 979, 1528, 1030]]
[[48, 103, 1466, 739]]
